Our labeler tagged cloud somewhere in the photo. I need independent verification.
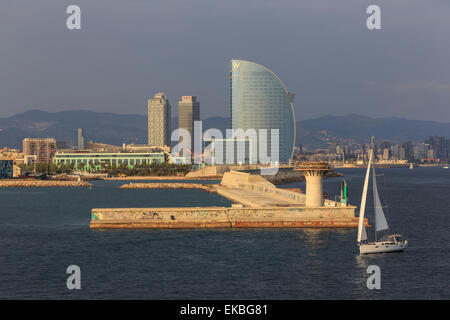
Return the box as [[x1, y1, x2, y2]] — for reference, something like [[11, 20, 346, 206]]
[[393, 81, 450, 94]]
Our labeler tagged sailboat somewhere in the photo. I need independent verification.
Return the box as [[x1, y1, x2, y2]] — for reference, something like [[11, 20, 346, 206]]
[[409, 163, 414, 170], [357, 137, 408, 255]]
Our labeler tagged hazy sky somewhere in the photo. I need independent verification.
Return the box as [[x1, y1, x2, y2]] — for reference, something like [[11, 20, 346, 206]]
[[0, 0, 449, 122]]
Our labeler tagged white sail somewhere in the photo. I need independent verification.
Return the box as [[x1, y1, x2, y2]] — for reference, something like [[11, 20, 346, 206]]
[[372, 166, 389, 232], [361, 223, 367, 241], [357, 151, 372, 243]]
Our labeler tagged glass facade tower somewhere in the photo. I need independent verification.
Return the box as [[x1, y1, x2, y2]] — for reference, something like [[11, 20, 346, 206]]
[[230, 60, 295, 163]]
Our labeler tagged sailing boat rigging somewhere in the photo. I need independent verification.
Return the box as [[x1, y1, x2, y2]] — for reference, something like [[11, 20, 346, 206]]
[[357, 137, 408, 254]]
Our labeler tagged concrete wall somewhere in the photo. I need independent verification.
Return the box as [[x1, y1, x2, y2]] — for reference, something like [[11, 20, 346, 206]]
[[220, 170, 305, 204], [185, 164, 270, 178], [90, 206, 362, 229]]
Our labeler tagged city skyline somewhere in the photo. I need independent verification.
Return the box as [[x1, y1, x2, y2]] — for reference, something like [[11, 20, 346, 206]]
[[2, 0, 450, 304], [0, 1, 449, 122]]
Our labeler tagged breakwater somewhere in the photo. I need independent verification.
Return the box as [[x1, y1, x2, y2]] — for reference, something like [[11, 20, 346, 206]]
[[105, 175, 221, 181], [91, 171, 360, 229], [90, 207, 366, 229], [0, 180, 92, 188], [119, 183, 215, 192]]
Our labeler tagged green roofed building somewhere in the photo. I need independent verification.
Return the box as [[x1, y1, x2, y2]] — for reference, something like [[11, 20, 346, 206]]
[[53, 151, 166, 171]]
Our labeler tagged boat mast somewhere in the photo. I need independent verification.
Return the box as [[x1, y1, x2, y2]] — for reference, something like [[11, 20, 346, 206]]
[[371, 137, 377, 242], [357, 141, 372, 244]]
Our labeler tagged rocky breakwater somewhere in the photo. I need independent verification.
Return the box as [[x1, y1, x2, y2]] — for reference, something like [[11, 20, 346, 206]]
[[0, 180, 92, 188], [119, 183, 216, 193], [265, 170, 305, 185], [265, 169, 343, 185]]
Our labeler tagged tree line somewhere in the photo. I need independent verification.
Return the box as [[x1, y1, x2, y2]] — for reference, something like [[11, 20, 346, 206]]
[[18, 162, 192, 176]]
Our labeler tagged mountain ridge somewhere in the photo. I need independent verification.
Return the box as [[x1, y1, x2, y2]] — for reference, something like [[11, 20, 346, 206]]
[[1, 110, 449, 149]]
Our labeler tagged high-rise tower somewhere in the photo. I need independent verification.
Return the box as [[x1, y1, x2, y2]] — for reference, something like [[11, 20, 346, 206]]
[[22, 138, 56, 163], [230, 60, 295, 164], [148, 93, 171, 147], [178, 96, 200, 152], [77, 128, 85, 150]]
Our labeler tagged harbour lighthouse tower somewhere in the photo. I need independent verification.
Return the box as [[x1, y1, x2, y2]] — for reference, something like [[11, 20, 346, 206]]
[[295, 162, 332, 207]]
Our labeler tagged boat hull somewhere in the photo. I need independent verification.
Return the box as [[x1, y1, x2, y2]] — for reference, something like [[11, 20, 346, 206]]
[[359, 241, 408, 254]]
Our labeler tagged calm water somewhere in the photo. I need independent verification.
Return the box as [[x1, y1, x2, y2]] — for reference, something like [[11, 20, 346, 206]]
[[0, 169, 449, 299]]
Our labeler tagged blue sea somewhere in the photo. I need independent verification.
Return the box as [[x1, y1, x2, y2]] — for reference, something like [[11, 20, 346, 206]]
[[0, 168, 449, 299]]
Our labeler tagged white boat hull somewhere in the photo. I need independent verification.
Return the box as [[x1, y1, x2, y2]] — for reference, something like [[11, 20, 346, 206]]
[[359, 241, 408, 254]]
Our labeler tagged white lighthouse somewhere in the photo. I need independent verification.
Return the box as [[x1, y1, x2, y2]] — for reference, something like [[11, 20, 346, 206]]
[[295, 162, 332, 207]]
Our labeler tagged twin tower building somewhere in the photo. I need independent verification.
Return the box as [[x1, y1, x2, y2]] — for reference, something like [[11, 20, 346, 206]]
[[147, 60, 296, 163]]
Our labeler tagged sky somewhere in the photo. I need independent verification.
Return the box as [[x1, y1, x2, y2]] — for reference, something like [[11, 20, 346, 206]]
[[0, 0, 449, 122]]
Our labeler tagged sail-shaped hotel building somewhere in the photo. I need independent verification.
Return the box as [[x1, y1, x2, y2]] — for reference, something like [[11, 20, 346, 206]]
[[230, 60, 296, 164]]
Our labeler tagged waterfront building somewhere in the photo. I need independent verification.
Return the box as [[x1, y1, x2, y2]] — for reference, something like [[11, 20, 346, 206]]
[[178, 96, 200, 154], [56, 141, 68, 150], [425, 136, 447, 161], [122, 144, 170, 154], [230, 59, 295, 164], [402, 141, 413, 161], [23, 155, 38, 165], [379, 141, 391, 160], [22, 138, 56, 163], [148, 93, 171, 147], [0, 160, 14, 179], [0, 148, 22, 161], [203, 137, 252, 165], [53, 151, 166, 171], [397, 146, 406, 160], [413, 146, 422, 161], [169, 155, 190, 165], [0, 148, 26, 174], [78, 128, 85, 150]]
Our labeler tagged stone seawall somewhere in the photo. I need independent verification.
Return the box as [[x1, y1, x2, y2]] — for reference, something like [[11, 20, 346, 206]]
[[0, 180, 92, 188], [90, 206, 367, 229], [119, 183, 215, 192]]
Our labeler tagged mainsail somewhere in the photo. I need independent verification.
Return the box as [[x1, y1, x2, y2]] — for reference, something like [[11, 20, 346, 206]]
[[372, 166, 389, 232], [357, 151, 372, 243]]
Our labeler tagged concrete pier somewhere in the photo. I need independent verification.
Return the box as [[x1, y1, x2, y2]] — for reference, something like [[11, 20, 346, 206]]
[[90, 206, 364, 229], [0, 180, 92, 188], [90, 171, 364, 229]]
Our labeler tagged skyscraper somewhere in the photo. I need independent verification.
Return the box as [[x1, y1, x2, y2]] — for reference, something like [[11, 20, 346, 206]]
[[230, 60, 295, 163], [148, 93, 171, 147], [178, 96, 200, 152], [78, 128, 85, 150]]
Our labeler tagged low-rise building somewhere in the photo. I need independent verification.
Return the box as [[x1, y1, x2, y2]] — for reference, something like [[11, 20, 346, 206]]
[[53, 151, 166, 171], [0, 160, 14, 179]]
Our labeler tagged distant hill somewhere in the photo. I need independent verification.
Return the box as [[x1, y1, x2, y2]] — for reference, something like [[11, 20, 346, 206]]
[[296, 114, 450, 149], [0, 110, 146, 148], [0, 110, 449, 149], [0, 110, 230, 149]]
